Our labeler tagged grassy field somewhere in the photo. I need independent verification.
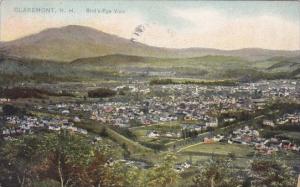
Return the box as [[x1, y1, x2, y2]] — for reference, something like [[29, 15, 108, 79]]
[[130, 121, 182, 144], [180, 143, 254, 157], [174, 142, 256, 169], [278, 131, 300, 143]]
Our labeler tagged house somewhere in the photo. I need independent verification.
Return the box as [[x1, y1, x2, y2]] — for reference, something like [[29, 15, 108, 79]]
[[231, 138, 243, 144], [94, 136, 102, 141], [0, 98, 11, 103], [115, 123, 129, 128], [74, 116, 81, 122], [165, 132, 174, 137], [276, 118, 289, 125], [48, 126, 61, 131], [224, 118, 236, 122], [62, 110, 70, 115], [67, 126, 78, 132], [213, 135, 224, 142], [194, 124, 207, 131], [279, 140, 291, 149], [2, 129, 10, 135], [77, 128, 88, 135], [175, 162, 191, 172], [206, 118, 218, 127], [104, 106, 114, 113], [263, 120, 275, 127], [148, 131, 159, 138], [204, 137, 215, 144]]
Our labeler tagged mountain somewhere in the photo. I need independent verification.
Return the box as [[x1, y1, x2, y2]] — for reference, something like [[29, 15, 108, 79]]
[[0, 25, 299, 62]]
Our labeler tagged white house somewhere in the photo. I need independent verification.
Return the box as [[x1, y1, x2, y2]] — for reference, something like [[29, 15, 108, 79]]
[[148, 131, 159, 138]]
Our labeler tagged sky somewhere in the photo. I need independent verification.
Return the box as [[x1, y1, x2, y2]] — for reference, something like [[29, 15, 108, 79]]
[[1, 0, 300, 50]]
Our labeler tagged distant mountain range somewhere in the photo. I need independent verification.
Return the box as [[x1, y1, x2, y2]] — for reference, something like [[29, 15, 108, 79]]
[[0, 25, 299, 62]]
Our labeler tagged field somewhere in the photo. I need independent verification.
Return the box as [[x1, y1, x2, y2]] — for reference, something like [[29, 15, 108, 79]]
[[277, 131, 300, 144], [130, 121, 183, 145], [179, 142, 254, 157], [173, 142, 256, 169]]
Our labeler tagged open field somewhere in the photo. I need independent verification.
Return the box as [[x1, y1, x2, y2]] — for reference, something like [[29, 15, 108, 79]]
[[277, 131, 300, 144], [131, 121, 182, 145], [179, 143, 254, 157]]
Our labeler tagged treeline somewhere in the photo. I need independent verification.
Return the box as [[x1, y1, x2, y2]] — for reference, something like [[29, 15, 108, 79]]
[[150, 78, 237, 86], [0, 87, 74, 99], [140, 142, 167, 152], [219, 110, 254, 121], [181, 129, 200, 139], [110, 126, 137, 141], [274, 125, 300, 132], [265, 101, 300, 114], [88, 88, 117, 98], [1, 104, 27, 116], [0, 73, 80, 86], [223, 69, 293, 82], [261, 129, 300, 144]]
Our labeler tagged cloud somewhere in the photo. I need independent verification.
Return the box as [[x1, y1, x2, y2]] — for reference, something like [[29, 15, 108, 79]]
[[138, 8, 300, 50]]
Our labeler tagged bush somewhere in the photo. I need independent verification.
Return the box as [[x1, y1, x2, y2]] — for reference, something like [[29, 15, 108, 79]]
[[2, 105, 25, 116], [141, 142, 166, 151], [88, 88, 116, 98], [111, 127, 137, 140]]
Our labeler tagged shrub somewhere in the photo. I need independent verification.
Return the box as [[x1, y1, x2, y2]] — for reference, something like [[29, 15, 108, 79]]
[[88, 88, 116, 98]]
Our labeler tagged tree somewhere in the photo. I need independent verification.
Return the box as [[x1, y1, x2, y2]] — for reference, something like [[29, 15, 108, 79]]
[[0, 132, 130, 187], [124, 166, 146, 187], [78, 151, 125, 187], [192, 157, 242, 187], [250, 159, 297, 187], [0, 135, 44, 187], [99, 127, 109, 137], [227, 152, 236, 161], [122, 143, 131, 159], [146, 154, 180, 187], [37, 131, 94, 187], [2, 105, 24, 116]]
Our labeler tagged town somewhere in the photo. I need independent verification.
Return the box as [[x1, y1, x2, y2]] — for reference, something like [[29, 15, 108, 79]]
[[1, 79, 300, 180]]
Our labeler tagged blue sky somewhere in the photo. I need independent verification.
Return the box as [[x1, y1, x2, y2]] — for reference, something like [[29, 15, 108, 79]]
[[1, 0, 300, 50]]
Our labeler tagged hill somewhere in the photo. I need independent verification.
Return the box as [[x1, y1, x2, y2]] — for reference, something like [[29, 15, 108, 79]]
[[0, 25, 299, 62], [1, 54, 300, 86]]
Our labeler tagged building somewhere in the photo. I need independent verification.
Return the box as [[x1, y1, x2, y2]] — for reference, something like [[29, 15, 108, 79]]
[[263, 120, 275, 127]]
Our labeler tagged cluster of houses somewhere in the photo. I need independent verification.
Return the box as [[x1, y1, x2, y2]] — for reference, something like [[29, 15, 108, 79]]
[[205, 126, 300, 155], [240, 80, 299, 98], [147, 130, 182, 138], [1, 80, 299, 144], [0, 115, 93, 140], [175, 162, 191, 172], [24, 81, 298, 132], [0, 98, 11, 104], [15, 80, 297, 143], [256, 139, 299, 155], [263, 112, 300, 127]]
